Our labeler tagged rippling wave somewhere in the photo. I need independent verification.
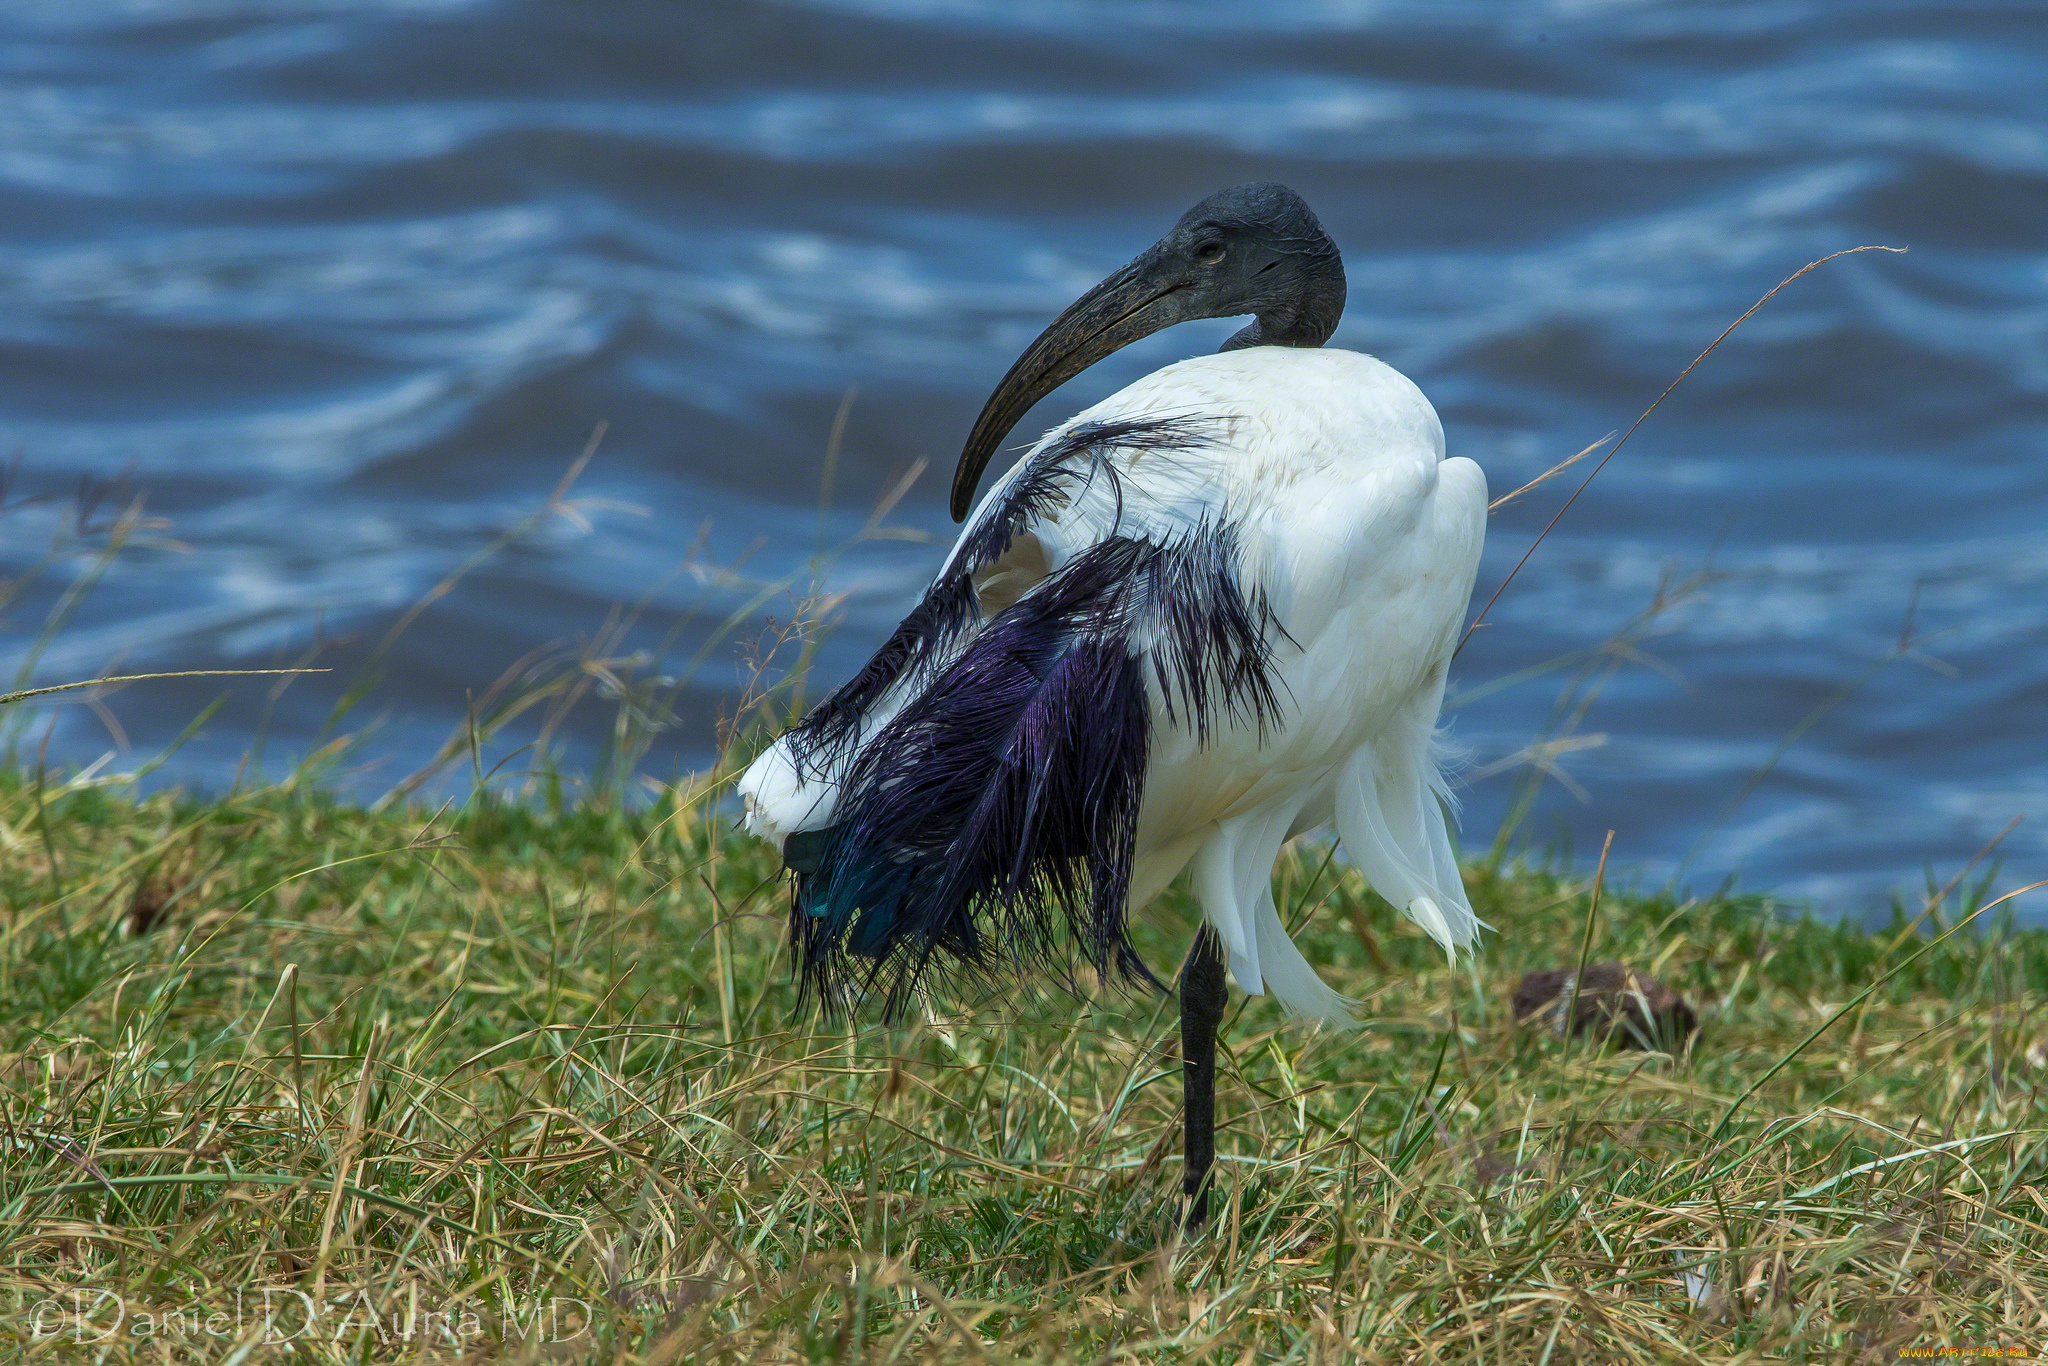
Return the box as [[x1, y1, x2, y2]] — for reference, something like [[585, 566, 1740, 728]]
[[3, 0, 2044, 913]]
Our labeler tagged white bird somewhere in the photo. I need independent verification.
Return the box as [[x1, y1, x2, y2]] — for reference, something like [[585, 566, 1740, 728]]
[[739, 183, 1486, 1226]]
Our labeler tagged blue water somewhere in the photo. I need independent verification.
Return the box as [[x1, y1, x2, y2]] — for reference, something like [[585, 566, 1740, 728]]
[[2, 0, 2045, 916]]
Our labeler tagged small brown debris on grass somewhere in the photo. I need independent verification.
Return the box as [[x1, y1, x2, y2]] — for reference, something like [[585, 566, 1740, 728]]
[[125, 878, 171, 937], [1513, 960, 1699, 1051]]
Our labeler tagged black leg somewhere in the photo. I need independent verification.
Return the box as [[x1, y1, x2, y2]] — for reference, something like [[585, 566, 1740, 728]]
[[1180, 925, 1228, 1229]]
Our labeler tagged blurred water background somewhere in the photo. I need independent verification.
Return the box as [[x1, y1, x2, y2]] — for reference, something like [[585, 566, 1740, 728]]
[[2, 0, 2044, 916]]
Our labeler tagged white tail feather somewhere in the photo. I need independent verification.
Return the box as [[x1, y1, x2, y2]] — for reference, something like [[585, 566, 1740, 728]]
[[1192, 802, 1354, 1025], [1334, 734, 1484, 957], [737, 738, 837, 845], [1254, 891, 1357, 1026], [1191, 829, 1262, 994]]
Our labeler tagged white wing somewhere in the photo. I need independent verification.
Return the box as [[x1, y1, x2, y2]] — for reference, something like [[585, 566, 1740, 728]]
[[741, 346, 1486, 1019]]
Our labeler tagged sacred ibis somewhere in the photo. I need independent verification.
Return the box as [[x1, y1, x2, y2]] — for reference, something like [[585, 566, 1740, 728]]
[[740, 183, 1486, 1226]]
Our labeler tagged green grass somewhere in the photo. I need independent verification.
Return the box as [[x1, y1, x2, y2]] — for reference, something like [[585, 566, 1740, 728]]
[[2, 769, 2046, 1363]]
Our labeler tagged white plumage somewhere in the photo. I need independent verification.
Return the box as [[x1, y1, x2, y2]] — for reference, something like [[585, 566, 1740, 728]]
[[742, 344, 1486, 1021]]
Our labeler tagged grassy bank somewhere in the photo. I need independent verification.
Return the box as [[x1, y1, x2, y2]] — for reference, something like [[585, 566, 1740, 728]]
[[2, 769, 2045, 1363]]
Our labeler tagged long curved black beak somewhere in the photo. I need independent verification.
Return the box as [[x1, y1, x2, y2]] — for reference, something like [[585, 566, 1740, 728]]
[[950, 247, 1199, 521]]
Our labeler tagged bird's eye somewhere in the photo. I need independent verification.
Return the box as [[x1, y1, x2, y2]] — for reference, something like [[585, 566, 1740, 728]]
[[1195, 241, 1226, 264]]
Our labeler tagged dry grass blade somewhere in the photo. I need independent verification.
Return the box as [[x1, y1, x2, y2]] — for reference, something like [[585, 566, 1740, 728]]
[[0, 669, 329, 708], [1487, 436, 1610, 514], [1462, 245, 1906, 651]]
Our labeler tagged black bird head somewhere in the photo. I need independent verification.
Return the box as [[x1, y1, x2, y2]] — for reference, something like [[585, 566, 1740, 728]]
[[949, 183, 1346, 520]]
